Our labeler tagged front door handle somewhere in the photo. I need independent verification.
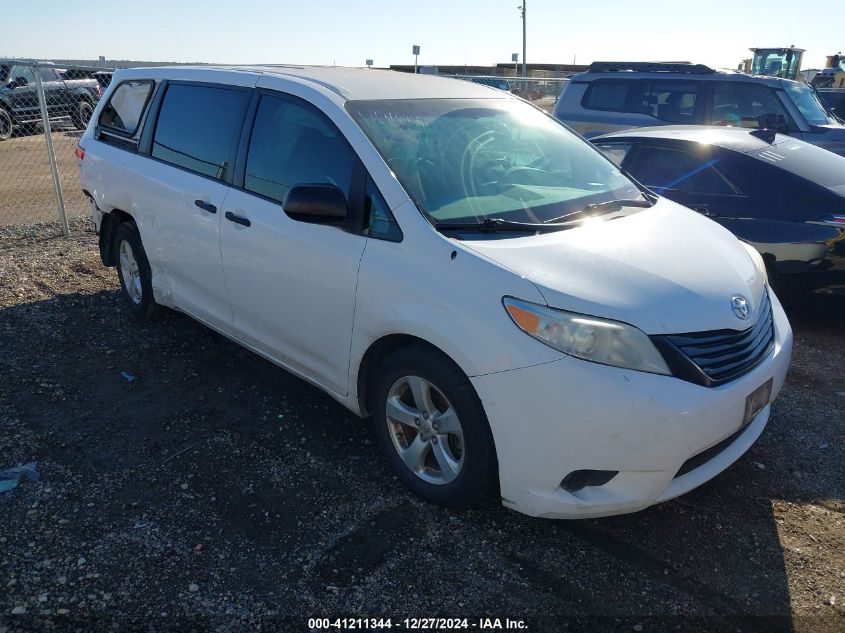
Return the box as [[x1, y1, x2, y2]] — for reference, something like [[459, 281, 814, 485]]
[[225, 211, 251, 227], [194, 199, 217, 214]]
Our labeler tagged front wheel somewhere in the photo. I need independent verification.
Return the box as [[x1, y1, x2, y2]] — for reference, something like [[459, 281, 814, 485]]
[[0, 108, 13, 141], [370, 345, 498, 508], [115, 222, 160, 320], [72, 100, 94, 130]]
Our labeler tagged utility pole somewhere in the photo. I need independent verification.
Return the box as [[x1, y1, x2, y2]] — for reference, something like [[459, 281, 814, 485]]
[[519, 1, 527, 77]]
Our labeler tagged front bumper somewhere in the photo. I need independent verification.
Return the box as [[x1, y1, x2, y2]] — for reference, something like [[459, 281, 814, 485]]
[[471, 291, 793, 519]]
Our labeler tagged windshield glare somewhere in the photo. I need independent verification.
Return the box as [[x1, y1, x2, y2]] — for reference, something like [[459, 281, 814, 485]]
[[783, 82, 834, 126], [347, 98, 643, 225]]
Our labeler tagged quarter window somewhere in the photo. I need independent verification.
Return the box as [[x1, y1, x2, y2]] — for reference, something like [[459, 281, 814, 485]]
[[98, 80, 154, 136], [582, 81, 630, 111], [152, 84, 249, 179], [628, 146, 737, 195], [364, 177, 402, 241], [594, 142, 632, 166], [244, 95, 355, 204]]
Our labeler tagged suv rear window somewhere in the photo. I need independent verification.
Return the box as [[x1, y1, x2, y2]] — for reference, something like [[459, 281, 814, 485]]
[[99, 80, 154, 136], [152, 83, 249, 180], [583, 80, 702, 124]]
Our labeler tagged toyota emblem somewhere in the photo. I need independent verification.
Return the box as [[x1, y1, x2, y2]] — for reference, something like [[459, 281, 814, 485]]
[[731, 295, 751, 320]]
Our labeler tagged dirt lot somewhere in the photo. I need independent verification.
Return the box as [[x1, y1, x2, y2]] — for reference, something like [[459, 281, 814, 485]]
[[0, 221, 843, 632], [0, 131, 89, 228]]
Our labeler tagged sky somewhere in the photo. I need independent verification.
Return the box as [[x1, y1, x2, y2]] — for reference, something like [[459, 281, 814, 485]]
[[4, 0, 843, 71]]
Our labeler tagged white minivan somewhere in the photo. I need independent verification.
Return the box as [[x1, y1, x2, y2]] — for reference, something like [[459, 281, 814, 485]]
[[78, 66, 792, 519]]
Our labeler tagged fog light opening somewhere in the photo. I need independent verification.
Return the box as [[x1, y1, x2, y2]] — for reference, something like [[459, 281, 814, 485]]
[[561, 469, 619, 493]]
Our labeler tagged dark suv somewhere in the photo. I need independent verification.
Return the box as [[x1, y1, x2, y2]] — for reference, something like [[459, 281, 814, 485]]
[[554, 61, 845, 155], [0, 62, 102, 140]]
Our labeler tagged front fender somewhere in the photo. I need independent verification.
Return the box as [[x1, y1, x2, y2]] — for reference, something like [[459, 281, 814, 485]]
[[349, 234, 564, 402]]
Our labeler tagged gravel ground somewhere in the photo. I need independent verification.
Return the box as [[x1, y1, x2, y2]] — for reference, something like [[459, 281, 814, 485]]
[[0, 220, 843, 633]]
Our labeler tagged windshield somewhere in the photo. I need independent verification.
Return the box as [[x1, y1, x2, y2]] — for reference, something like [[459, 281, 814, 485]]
[[783, 82, 834, 126], [346, 98, 643, 225]]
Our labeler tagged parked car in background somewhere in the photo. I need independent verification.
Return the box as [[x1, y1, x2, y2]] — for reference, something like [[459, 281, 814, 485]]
[[554, 62, 845, 155], [79, 66, 791, 519], [0, 62, 102, 140], [593, 126, 845, 295]]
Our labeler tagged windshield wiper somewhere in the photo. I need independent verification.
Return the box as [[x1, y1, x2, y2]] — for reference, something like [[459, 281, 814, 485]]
[[583, 197, 655, 212], [543, 197, 656, 224], [434, 217, 571, 233]]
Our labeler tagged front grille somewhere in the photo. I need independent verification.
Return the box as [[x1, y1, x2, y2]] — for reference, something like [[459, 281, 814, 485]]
[[653, 289, 774, 387]]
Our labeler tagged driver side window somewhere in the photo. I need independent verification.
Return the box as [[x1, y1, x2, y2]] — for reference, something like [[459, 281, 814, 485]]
[[9, 65, 34, 86], [711, 83, 792, 130]]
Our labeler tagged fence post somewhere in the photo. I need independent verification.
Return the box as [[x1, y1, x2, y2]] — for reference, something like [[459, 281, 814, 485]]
[[33, 65, 70, 236]]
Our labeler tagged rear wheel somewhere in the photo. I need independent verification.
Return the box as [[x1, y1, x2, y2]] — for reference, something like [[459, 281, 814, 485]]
[[0, 108, 13, 141], [115, 222, 160, 320], [72, 100, 93, 130], [370, 345, 498, 508]]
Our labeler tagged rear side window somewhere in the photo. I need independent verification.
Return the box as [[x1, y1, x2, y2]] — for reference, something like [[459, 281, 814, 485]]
[[583, 80, 702, 124], [628, 146, 738, 195], [244, 95, 355, 203], [152, 84, 249, 180], [99, 80, 154, 136]]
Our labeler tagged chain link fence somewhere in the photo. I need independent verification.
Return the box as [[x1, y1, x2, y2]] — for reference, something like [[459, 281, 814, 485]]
[[450, 75, 569, 112], [0, 60, 113, 234]]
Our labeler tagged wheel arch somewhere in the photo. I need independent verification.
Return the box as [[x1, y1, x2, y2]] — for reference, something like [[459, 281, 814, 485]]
[[97, 207, 136, 267], [356, 333, 471, 418]]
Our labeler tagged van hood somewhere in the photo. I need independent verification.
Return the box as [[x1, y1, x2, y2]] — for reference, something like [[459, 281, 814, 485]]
[[461, 199, 767, 335]]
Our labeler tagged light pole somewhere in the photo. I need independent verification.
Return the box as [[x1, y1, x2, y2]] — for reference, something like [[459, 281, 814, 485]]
[[412, 45, 420, 74], [518, 2, 526, 77]]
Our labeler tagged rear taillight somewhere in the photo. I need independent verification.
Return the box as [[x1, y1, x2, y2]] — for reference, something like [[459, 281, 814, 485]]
[[75, 146, 85, 160], [95, 84, 103, 97]]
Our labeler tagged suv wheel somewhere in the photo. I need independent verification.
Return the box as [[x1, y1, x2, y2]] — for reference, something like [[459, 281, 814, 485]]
[[115, 222, 160, 320], [0, 108, 13, 141], [72, 100, 94, 130], [370, 345, 498, 508]]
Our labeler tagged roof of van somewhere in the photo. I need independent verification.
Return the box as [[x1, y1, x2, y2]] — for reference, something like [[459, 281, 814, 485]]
[[116, 65, 507, 101]]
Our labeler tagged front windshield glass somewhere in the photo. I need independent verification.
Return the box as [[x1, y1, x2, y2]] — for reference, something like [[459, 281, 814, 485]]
[[346, 98, 643, 224], [783, 82, 834, 126]]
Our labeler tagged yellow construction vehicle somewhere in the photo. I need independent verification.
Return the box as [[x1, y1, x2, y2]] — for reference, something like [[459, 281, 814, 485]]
[[811, 53, 845, 89], [743, 46, 805, 81]]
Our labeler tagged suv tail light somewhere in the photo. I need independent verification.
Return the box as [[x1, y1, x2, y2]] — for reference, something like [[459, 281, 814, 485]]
[[75, 146, 85, 160]]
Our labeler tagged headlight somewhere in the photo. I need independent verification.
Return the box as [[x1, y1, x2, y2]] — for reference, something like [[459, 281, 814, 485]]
[[740, 241, 768, 283], [503, 297, 671, 375]]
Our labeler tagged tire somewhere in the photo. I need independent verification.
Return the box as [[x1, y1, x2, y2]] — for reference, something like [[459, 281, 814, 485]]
[[72, 100, 94, 130], [370, 345, 498, 508], [114, 222, 160, 320], [0, 108, 12, 141]]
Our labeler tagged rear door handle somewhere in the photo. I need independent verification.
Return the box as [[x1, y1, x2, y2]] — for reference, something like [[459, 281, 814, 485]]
[[194, 199, 217, 214], [225, 211, 251, 227]]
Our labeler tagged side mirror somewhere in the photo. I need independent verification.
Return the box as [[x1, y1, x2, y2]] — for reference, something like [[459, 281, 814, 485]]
[[757, 113, 788, 133], [13, 77, 28, 88], [283, 184, 348, 225]]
